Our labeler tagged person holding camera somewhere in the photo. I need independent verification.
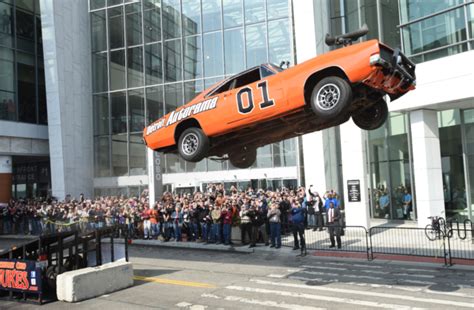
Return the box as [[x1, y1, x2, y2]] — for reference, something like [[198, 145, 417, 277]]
[[268, 203, 281, 248], [290, 201, 307, 256]]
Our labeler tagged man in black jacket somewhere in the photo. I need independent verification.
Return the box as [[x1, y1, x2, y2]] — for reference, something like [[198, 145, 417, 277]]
[[279, 195, 290, 234], [326, 202, 342, 248]]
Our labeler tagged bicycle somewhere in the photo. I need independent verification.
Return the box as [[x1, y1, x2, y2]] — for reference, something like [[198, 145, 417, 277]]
[[425, 216, 452, 241]]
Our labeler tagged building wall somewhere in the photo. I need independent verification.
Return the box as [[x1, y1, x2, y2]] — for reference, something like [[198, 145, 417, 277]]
[[90, 0, 299, 192], [40, 0, 93, 199]]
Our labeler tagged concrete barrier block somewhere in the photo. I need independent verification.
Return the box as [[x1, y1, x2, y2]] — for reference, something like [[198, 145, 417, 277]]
[[57, 260, 133, 302]]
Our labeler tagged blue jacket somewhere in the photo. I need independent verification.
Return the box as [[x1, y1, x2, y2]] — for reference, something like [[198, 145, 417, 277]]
[[290, 207, 305, 224]]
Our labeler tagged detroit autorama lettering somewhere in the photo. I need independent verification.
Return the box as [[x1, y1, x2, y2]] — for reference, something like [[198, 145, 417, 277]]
[[146, 97, 218, 136]]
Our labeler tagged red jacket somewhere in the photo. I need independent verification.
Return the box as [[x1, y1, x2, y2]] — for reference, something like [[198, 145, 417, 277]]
[[222, 209, 232, 225]]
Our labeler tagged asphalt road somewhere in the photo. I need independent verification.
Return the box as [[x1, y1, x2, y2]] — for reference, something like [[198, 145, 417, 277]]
[[2, 245, 474, 309]]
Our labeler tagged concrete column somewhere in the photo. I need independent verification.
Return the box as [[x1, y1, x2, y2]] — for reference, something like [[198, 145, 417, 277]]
[[40, 0, 93, 200], [340, 122, 370, 228], [410, 110, 445, 228], [0, 156, 12, 203], [302, 132, 327, 192], [147, 149, 163, 207]]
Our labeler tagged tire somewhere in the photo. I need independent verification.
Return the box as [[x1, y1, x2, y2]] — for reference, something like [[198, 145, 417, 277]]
[[178, 127, 209, 162], [424, 224, 437, 241], [352, 98, 388, 130], [229, 148, 257, 169], [310, 76, 352, 119]]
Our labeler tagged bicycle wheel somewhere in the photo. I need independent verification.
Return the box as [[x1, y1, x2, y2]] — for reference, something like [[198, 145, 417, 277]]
[[425, 224, 437, 241]]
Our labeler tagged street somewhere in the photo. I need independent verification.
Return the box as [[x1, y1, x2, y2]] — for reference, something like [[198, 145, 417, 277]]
[[2, 245, 474, 310]]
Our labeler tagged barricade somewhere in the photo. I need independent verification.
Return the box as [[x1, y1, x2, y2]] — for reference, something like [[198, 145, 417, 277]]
[[369, 227, 448, 263], [283, 225, 369, 259]]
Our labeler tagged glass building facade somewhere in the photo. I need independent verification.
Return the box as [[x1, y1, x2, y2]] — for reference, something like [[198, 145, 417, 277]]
[[400, 0, 474, 63], [330, 0, 474, 221], [0, 0, 47, 124], [89, 0, 297, 184]]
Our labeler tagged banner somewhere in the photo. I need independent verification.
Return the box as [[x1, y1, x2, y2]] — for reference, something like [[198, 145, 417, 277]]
[[0, 259, 42, 293]]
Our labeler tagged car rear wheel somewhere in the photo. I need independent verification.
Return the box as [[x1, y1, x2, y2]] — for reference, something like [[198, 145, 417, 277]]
[[178, 127, 209, 162], [352, 98, 388, 131], [310, 76, 352, 118], [229, 147, 257, 169]]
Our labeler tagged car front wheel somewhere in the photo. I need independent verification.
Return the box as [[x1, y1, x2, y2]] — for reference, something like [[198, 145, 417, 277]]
[[229, 147, 257, 169], [310, 76, 352, 119], [178, 127, 209, 162], [352, 98, 388, 131]]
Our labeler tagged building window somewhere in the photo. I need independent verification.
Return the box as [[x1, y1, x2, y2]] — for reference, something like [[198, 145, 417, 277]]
[[90, 0, 295, 178], [368, 113, 414, 220]]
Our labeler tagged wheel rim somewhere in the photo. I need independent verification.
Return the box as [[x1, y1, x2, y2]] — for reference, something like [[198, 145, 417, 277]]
[[181, 132, 199, 156], [316, 83, 341, 111]]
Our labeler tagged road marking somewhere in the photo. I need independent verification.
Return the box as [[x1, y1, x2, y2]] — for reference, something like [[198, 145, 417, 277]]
[[176, 302, 193, 307], [300, 265, 348, 271], [251, 279, 474, 308], [201, 293, 325, 310], [226, 285, 424, 310], [300, 265, 435, 278], [134, 276, 216, 288], [307, 262, 382, 269], [299, 270, 382, 280], [288, 276, 473, 298], [176, 302, 208, 310], [268, 274, 286, 278]]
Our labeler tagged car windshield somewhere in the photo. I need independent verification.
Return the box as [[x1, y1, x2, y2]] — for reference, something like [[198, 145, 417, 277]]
[[268, 63, 284, 72]]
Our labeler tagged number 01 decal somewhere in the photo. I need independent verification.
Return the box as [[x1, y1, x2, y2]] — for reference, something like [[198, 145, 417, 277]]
[[237, 81, 275, 114]]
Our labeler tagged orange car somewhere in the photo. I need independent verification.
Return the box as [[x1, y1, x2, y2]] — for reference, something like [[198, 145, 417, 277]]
[[144, 34, 415, 169]]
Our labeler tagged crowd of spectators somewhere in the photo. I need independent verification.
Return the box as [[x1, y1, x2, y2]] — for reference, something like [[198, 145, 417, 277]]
[[0, 184, 343, 251]]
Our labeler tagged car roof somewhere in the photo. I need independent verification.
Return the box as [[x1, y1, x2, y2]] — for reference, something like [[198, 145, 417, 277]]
[[204, 64, 278, 98]]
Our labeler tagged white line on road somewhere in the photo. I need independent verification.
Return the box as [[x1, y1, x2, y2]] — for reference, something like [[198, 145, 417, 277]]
[[309, 262, 382, 269], [299, 265, 348, 271], [267, 274, 287, 278], [299, 270, 382, 280], [300, 265, 435, 278], [287, 275, 473, 298], [250, 279, 474, 308], [226, 285, 425, 310], [176, 302, 208, 310], [201, 293, 326, 310]]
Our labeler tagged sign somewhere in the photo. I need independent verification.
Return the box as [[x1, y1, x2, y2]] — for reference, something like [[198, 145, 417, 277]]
[[347, 179, 361, 202], [0, 259, 42, 293], [147, 149, 163, 206]]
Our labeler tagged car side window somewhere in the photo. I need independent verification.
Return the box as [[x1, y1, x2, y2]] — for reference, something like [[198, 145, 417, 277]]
[[260, 66, 275, 78], [233, 68, 261, 89], [209, 79, 236, 96]]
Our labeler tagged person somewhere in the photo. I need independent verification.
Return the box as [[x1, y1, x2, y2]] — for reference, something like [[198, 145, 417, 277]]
[[210, 205, 222, 244], [267, 203, 281, 248], [141, 206, 152, 239], [290, 201, 307, 256], [324, 191, 339, 211], [314, 193, 325, 231], [221, 204, 232, 245], [171, 206, 183, 241], [279, 194, 290, 234], [403, 190, 412, 220], [379, 191, 390, 219], [326, 202, 342, 249], [306, 194, 316, 229], [239, 205, 252, 245]]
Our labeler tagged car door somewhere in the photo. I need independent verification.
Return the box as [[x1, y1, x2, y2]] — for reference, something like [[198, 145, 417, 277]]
[[226, 65, 285, 127]]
